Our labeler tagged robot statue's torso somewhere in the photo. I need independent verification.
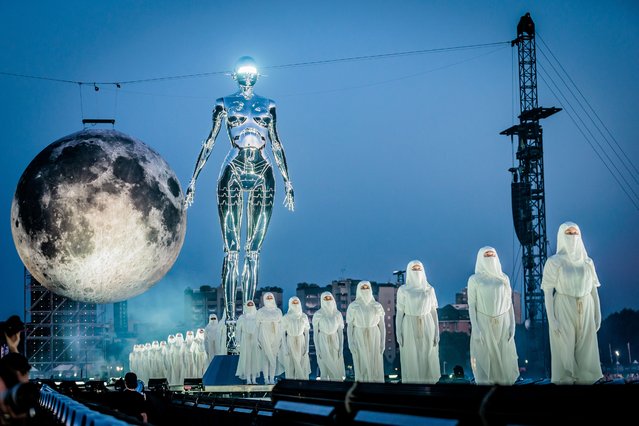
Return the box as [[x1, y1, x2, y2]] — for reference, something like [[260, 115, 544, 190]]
[[223, 93, 272, 150]]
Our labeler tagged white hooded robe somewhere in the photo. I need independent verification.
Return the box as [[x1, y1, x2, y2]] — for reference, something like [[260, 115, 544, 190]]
[[396, 260, 441, 384], [468, 247, 519, 385], [256, 292, 284, 382], [312, 292, 345, 381], [281, 297, 311, 380], [236, 302, 261, 383], [204, 314, 227, 362], [542, 222, 603, 385], [346, 281, 385, 383]]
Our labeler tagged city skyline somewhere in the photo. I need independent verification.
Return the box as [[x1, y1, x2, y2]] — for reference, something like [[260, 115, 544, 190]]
[[1, 1, 638, 327]]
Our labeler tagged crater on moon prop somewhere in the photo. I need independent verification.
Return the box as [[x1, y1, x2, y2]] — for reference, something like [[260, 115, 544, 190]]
[[11, 129, 186, 303]]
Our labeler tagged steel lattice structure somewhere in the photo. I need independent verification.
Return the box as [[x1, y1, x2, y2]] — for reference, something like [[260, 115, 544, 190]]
[[502, 14, 560, 329]]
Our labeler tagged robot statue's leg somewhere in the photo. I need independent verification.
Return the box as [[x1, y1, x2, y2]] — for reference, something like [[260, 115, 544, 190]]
[[218, 165, 243, 352], [242, 167, 275, 304]]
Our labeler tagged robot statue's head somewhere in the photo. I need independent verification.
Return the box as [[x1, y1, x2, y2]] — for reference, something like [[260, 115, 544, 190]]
[[232, 56, 259, 89]]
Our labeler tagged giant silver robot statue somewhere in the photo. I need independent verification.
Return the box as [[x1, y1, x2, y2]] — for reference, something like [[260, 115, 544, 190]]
[[185, 56, 294, 352]]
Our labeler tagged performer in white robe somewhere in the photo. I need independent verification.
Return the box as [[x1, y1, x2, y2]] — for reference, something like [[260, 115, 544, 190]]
[[281, 297, 311, 380], [182, 331, 196, 378], [159, 341, 170, 380], [140, 343, 152, 385], [542, 222, 603, 385], [173, 333, 186, 386], [396, 260, 441, 384], [257, 292, 283, 384], [166, 335, 177, 385], [149, 341, 162, 379], [312, 292, 345, 381], [468, 248, 519, 385], [204, 314, 226, 362], [236, 300, 261, 384], [193, 328, 209, 377], [129, 345, 139, 374], [346, 281, 385, 383]]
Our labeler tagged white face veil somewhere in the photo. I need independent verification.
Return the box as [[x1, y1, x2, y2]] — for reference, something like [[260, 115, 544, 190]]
[[263, 292, 277, 309], [288, 296, 303, 315], [209, 314, 218, 325], [185, 331, 194, 343], [168, 335, 175, 345], [320, 292, 337, 313], [175, 333, 184, 345], [557, 222, 588, 263], [356, 281, 374, 304], [475, 246, 505, 278], [406, 260, 430, 289], [244, 301, 257, 315], [196, 328, 206, 341]]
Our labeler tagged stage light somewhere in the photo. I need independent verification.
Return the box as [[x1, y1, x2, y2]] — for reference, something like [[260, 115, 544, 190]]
[[183, 378, 203, 392], [148, 378, 169, 392], [237, 65, 257, 75]]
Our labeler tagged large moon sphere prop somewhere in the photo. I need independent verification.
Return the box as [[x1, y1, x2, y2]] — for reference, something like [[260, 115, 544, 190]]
[[11, 129, 186, 303]]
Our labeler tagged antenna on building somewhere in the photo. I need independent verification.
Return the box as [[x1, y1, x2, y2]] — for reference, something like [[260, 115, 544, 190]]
[[392, 270, 406, 285]]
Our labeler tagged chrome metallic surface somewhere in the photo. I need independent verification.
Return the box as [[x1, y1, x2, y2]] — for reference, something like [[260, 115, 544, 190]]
[[186, 57, 294, 353]]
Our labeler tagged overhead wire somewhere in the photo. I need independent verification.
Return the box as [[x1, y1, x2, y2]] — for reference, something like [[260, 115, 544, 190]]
[[538, 34, 639, 182], [535, 33, 639, 209], [0, 40, 510, 88], [279, 45, 507, 98], [537, 67, 639, 210], [537, 45, 639, 191]]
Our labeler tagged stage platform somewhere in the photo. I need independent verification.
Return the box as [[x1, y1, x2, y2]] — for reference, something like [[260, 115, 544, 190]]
[[204, 384, 273, 393]]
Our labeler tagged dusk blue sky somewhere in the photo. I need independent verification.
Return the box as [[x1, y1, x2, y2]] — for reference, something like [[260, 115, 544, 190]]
[[1, 1, 637, 327]]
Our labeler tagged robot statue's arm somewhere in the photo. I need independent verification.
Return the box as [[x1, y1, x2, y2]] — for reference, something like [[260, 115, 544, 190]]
[[184, 101, 226, 208], [268, 102, 295, 211]]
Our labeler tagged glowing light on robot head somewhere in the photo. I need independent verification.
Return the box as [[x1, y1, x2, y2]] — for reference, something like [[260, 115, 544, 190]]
[[237, 65, 257, 75], [233, 56, 259, 88]]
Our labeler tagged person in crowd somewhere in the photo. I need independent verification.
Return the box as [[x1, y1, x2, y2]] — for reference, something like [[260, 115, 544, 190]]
[[396, 260, 441, 384], [114, 372, 148, 423], [312, 292, 345, 381], [542, 222, 603, 384], [347, 281, 385, 383], [0, 354, 31, 385], [0, 354, 36, 423], [468, 247, 519, 385], [281, 297, 311, 380], [0, 316, 24, 359]]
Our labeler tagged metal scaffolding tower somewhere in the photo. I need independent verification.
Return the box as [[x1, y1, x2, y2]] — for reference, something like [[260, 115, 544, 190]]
[[24, 269, 108, 378], [500, 13, 560, 369]]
